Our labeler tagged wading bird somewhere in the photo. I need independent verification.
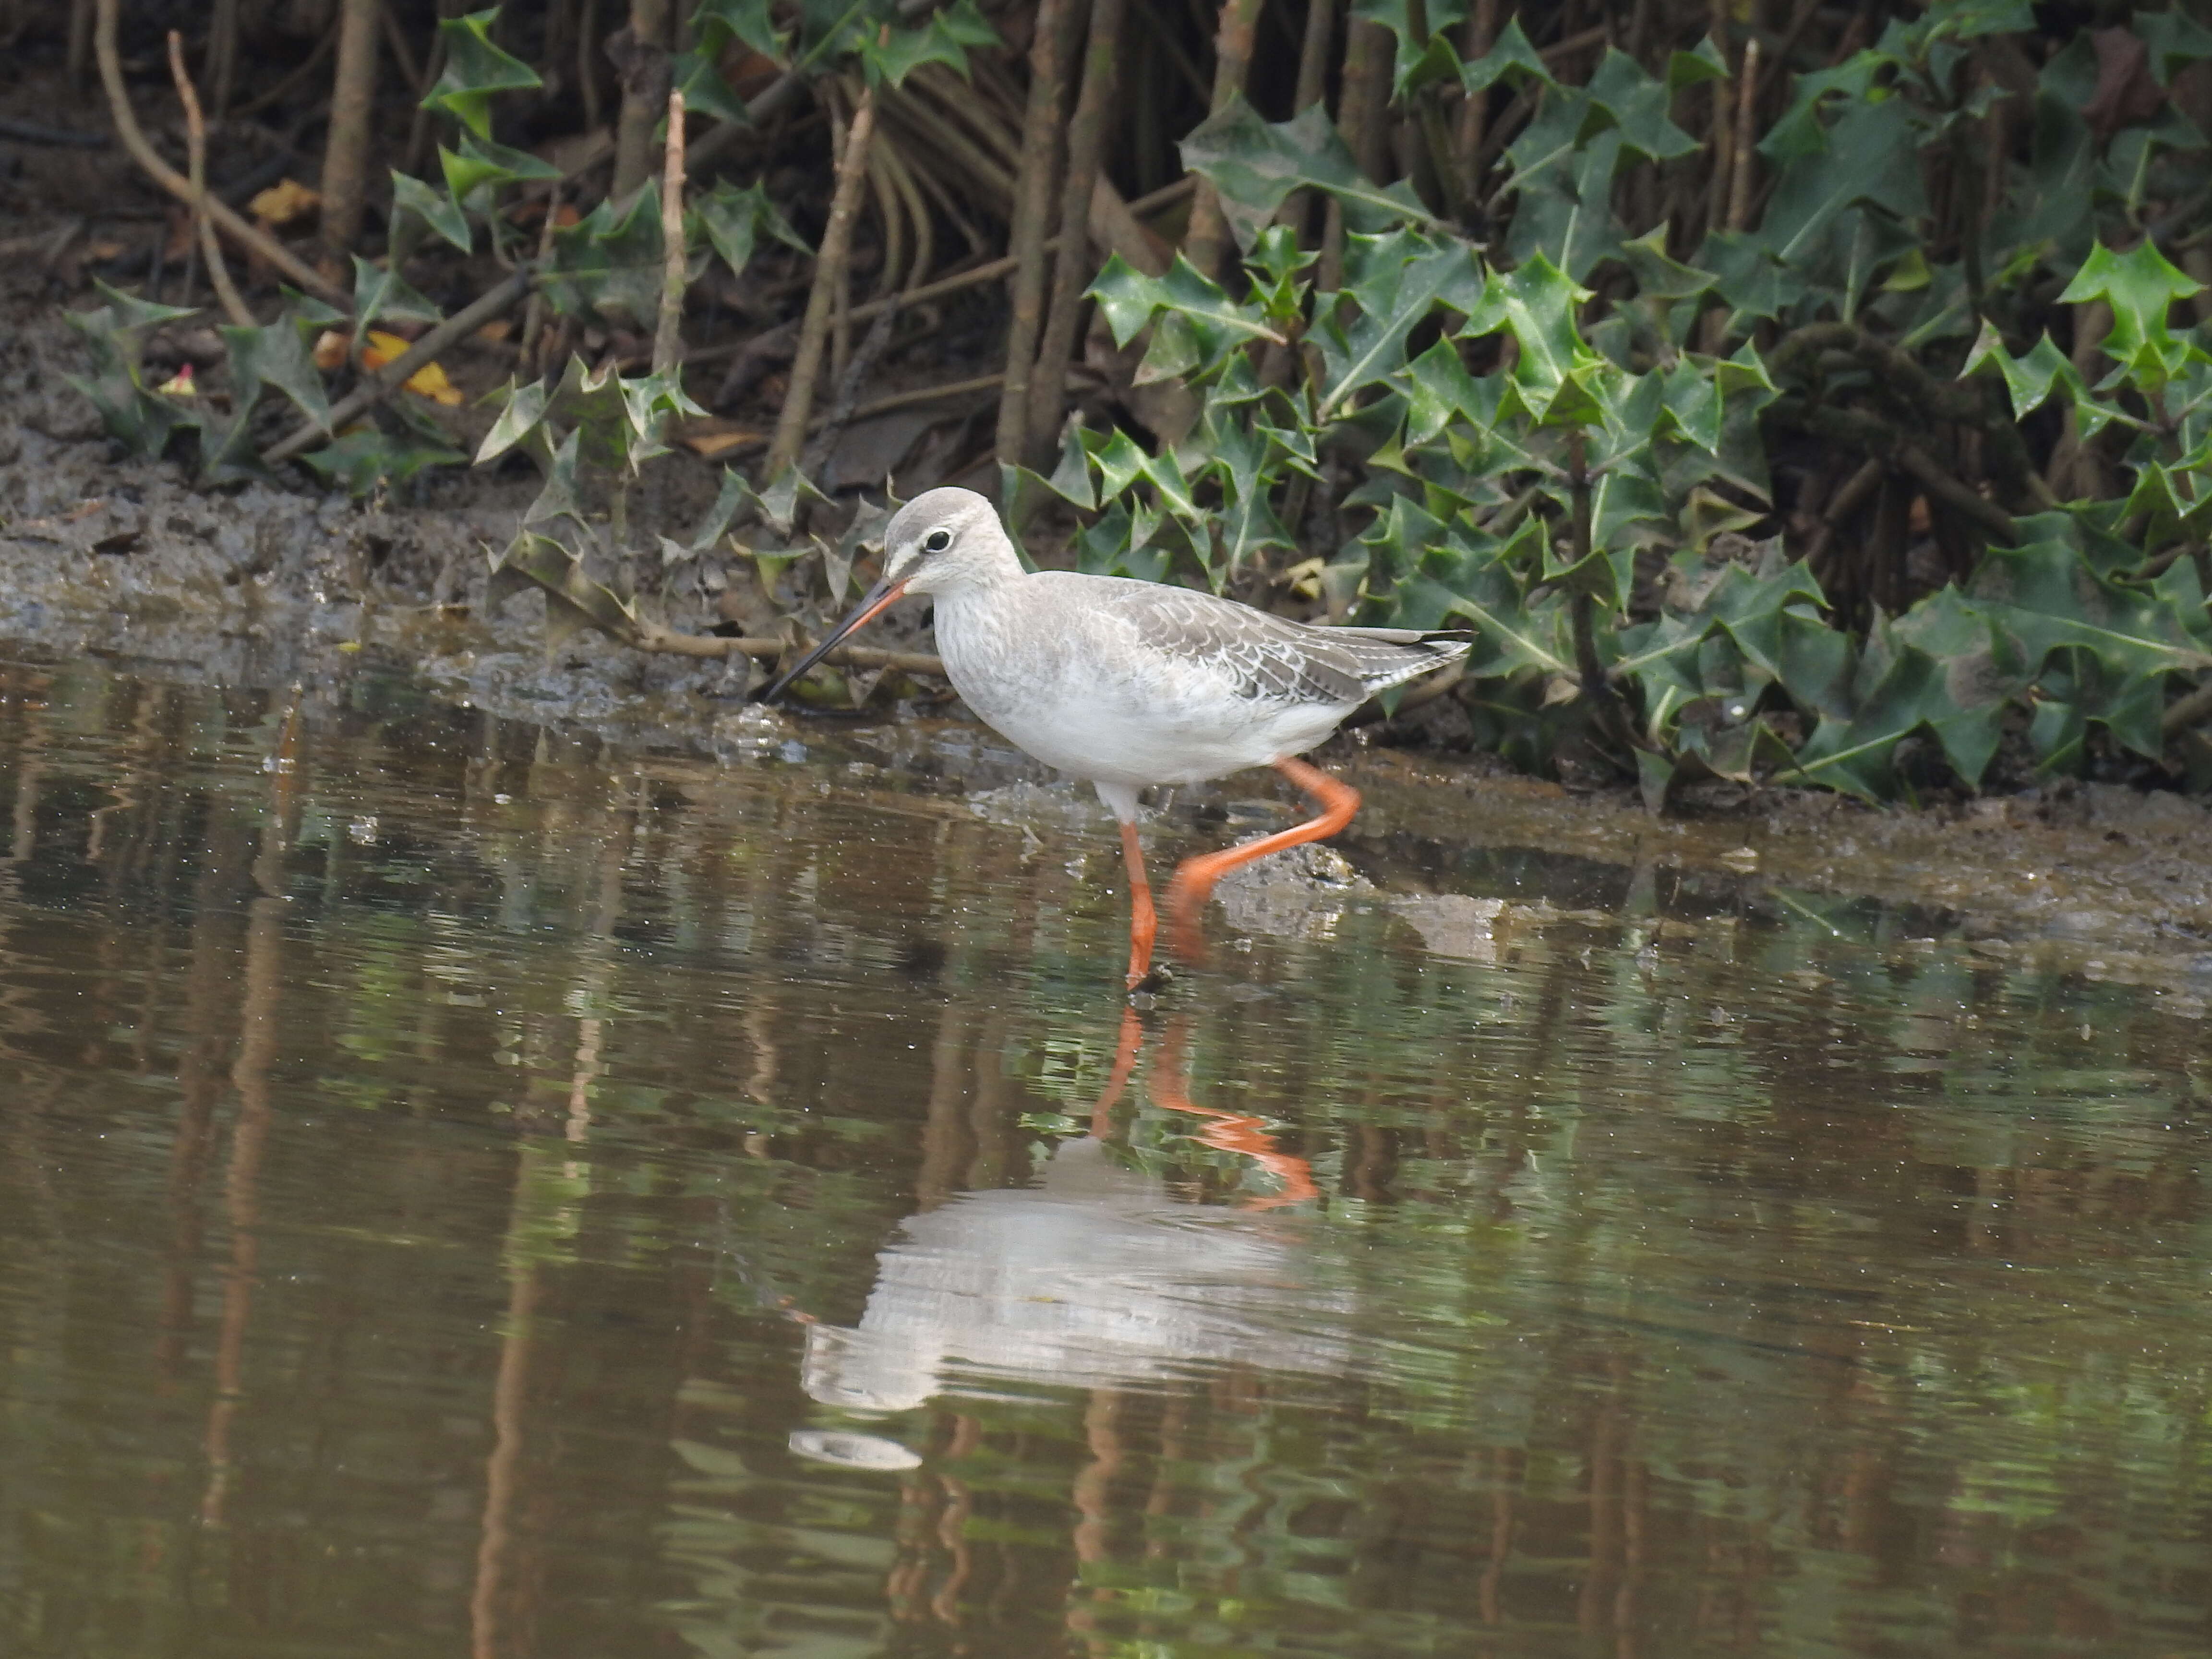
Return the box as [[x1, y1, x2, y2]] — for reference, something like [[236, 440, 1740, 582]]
[[763, 487, 1467, 990]]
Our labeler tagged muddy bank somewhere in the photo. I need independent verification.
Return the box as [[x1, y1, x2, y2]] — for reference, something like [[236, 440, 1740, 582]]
[[6, 274, 2212, 996]]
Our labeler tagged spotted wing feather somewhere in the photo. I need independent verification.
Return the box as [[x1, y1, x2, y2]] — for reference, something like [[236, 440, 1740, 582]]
[[1110, 584, 1469, 707]]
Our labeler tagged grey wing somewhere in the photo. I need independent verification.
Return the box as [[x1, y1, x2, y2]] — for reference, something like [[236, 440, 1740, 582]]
[[1108, 582, 1469, 705]]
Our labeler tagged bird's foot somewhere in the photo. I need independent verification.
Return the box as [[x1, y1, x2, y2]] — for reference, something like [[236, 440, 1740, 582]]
[[1126, 963, 1174, 1002]]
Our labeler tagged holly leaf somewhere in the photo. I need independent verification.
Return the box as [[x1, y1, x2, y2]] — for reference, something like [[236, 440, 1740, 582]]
[[1459, 16, 1552, 94], [2056, 238, 2207, 393], [690, 179, 809, 279], [1179, 98, 1436, 251], [1585, 48, 1698, 162], [223, 316, 333, 436], [301, 427, 467, 495], [391, 169, 472, 254], [422, 10, 541, 139]]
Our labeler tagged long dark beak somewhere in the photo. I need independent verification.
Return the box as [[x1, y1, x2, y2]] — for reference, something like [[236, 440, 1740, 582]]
[[756, 574, 911, 704]]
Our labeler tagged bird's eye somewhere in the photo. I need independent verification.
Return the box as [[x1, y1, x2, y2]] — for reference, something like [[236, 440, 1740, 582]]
[[922, 528, 953, 554]]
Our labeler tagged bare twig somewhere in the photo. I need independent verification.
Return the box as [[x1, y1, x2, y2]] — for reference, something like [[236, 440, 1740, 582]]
[[519, 183, 563, 378], [995, 0, 1075, 464], [651, 88, 687, 376], [1026, 0, 1126, 467], [610, 0, 674, 203], [1184, 0, 1266, 279], [166, 32, 254, 328], [96, 0, 349, 308], [769, 83, 877, 476], [1726, 37, 1759, 232], [2163, 676, 2212, 737], [263, 269, 531, 465], [320, 0, 382, 272]]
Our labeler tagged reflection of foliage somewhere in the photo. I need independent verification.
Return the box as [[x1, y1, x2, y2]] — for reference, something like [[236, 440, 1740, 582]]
[[7, 659, 2212, 1656]]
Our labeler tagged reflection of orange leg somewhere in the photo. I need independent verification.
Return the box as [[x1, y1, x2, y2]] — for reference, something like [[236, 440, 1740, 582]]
[[1164, 756, 1360, 964], [1088, 1006, 1146, 1137], [1152, 1017, 1316, 1210], [1119, 820, 1159, 991]]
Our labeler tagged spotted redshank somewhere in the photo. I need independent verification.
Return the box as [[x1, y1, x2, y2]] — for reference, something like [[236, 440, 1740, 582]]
[[763, 487, 1468, 989]]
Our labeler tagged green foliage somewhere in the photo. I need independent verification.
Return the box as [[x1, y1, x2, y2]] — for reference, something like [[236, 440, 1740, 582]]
[[421, 9, 541, 138], [1073, 0, 2212, 802]]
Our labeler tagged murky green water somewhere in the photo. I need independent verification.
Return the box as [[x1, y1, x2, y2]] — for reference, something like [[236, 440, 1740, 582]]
[[1, 655, 2208, 1659]]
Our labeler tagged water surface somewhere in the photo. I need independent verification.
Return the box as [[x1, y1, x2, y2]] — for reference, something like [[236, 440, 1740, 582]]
[[1, 655, 2208, 1659]]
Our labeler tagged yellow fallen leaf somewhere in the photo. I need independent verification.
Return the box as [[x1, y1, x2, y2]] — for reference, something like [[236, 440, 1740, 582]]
[[250, 178, 321, 225], [403, 359, 464, 406], [680, 427, 765, 458], [359, 329, 411, 369], [360, 330, 462, 404]]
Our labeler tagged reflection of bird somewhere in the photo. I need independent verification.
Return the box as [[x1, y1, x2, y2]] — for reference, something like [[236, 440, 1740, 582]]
[[803, 1135, 1344, 1414], [763, 487, 1467, 989]]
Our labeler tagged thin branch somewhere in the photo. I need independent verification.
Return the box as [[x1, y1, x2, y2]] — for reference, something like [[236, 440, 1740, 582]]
[[166, 31, 253, 328], [995, 0, 1075, 463], [769, 82, 876, 476], [651, 88, 687, 376], [1026, 0, 1125, 467], [263, 269, 531, 465], [96, 0, 349, 308]]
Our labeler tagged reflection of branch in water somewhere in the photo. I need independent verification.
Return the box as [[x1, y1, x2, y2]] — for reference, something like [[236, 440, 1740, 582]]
[[199, 883, 280, 1527], [471, 1204, 542, 1659], [200, 695, 300, 1529], [157, 812, 251, 1387]]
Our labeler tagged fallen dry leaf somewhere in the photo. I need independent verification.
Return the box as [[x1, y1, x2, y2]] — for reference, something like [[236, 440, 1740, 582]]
[[359, 330, 464, 405], [678, 420, 766, 458], [250, 178, 322, 226], [86, 238, 128, 262], [475, 319, 514, 343]]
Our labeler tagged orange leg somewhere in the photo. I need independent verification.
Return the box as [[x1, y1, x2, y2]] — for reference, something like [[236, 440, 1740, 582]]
[[1164, 756, 1361, 964], [1087, 1006, 1146, 1136], [1152, 1017, 1316, 1209], [1119, 818, 1160, 991]]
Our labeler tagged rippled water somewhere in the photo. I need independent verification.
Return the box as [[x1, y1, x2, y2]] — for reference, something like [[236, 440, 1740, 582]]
[[1, 654, 2208, 1659]]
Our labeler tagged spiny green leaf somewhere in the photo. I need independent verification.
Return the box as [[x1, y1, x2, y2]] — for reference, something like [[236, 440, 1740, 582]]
[[1086, 253, 1283, 361], [1315, 230, 1481, 419], [350, 256, 444, 340], [222, 316, 333, 436], [1618, 228, 1717, 302], [1178, 99, 1435, 252], [438, 132, 559, 205], [691, 180, 808, 280], [2057, 238, 2206, 393], [301, 427, 468, 495], [422, 10, 542, 139], [1585, 48, 1698, 162], [692, 0, 786, 61], [87, 278, 197, 337], [391, 169, 472, 254], [544, 189, 670, 327], [1459, 16, 1551, 94]]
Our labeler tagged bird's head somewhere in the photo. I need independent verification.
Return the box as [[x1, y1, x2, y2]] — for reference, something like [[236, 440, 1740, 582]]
[[757, 487, 1017, 704]]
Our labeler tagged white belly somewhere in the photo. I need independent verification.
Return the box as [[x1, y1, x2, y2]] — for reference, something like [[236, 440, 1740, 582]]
[[934, 587, 1354, 789]]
